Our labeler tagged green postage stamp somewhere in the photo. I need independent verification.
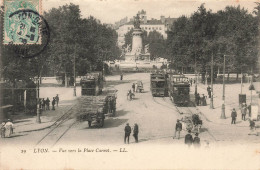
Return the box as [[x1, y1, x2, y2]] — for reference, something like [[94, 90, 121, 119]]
[[3, 0, 42, 44]]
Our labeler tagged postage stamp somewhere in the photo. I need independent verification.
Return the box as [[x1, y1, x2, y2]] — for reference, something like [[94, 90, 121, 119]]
[[3, 0, 42, 44]]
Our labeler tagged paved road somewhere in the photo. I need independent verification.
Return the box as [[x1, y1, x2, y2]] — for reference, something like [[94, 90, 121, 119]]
[[1, 73, 259, 147]]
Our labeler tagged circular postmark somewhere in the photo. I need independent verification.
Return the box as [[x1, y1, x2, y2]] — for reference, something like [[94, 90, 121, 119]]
[[6, 9, 50, 58]]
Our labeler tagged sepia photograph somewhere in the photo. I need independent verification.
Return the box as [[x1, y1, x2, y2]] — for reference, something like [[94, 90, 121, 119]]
[[0, 0, 260, 169]]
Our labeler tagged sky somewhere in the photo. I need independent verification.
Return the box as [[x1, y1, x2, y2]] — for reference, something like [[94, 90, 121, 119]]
[[3, 0, 259, 24]]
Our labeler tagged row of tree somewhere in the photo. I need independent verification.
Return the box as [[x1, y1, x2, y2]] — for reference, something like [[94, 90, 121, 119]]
[[166, 4, 260, 81], [0, 4, 120, 86], [123, 4, 259, 81]]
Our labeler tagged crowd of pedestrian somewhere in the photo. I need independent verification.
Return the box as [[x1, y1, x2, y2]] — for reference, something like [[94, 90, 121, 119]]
[[39, 94, 60, 112], [195, 93, 207, 106], [184, 130, 201, 148], [1, 119, 14, 138]]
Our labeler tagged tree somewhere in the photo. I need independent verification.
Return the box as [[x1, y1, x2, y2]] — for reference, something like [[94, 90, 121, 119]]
[[43, 4, 120, 85]]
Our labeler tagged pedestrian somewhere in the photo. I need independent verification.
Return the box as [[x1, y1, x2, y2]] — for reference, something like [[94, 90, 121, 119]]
[[42, 98, 46, 111], [55, 94, 59, 107], [124, 123, 131, 144], [193, 133, 201, 148], [241, 103, 247, 121], [173, 119, 182, 139], [231, 108, 237, 124], [4, 119, 13, 138], [202, 94, 207, 106], [135, 82, 138, 92], [132, 83, 135, 93], [196, 93, 200, 106], [46, 97, 50, 110], [52, 97, 56, 110], [120, 73, 123, 80], [207, 86, 211, 98], [1, 122, 6, 138], [185, 130, 193, 147], [190, 78, 193, 86], [133, 123, 139, 143]]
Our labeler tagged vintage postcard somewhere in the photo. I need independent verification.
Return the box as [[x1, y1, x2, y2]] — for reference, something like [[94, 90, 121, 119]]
[[0, 0, 259, 169]]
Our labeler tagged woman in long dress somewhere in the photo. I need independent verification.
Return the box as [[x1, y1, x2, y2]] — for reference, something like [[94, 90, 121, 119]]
[[4, 119, 13, 138]]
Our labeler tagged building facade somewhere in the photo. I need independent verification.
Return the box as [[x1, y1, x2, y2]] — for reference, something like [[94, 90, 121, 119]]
[[116, 10, 176, 48]]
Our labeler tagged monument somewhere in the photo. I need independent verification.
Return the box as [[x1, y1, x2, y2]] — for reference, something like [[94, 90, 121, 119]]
[[124, 14, 150, 62]]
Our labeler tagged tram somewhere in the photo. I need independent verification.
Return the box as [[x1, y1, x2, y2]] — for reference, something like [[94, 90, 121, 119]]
[[167, 74, 190, 106], [150, 73, 168, 97]]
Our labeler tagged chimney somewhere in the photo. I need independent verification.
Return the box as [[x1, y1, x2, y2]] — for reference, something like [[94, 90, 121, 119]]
[[161, 16, 165, 24], [144, 16, 147, 24]]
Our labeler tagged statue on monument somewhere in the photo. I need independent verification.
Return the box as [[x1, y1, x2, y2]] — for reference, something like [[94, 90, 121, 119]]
[[134, 14, 141, 29]]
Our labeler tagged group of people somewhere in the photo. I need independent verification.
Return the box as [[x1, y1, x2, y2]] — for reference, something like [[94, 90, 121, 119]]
[[195, 93, 207, 106], [39, 94, 59, 111], [1, 119, 14, 138], [124, 123, 139, 144], [231, 103, 252, 124], [173, 119, 201, 148], [127, 83, 139, 100], [132, 83, 139, 93]]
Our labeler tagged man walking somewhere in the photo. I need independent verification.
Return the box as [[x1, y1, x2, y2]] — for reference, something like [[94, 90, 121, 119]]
[[185, 130, 193, 147], [231, 108, 237, 124], [55, 94, 59, 107], [124, 123, 131, 144], [173, 119, 182, 139], [133, 123, 139, 143]]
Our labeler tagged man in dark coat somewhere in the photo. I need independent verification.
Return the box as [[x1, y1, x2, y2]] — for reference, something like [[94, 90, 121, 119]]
[[193, 133, 201, 148], [231, 108, 237, 124], [52, 97, 56, 110], [207, 86, 211, 98], [173, 119, 182, 139], [185, 130, 193, 147], [46, 97, 50, 110], [133, 123, 139, 143], [55, 94, 59, 107], [124, 123, 131, 144], [132, 83, 135, 93]]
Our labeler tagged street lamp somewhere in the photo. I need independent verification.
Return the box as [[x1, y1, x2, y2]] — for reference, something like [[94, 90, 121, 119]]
[[221, 54, 226, 119], [73, 50, 76, 97], [36, 75, 41, 123], [210, 52, 214, 109], [195, 54, 198, 95]]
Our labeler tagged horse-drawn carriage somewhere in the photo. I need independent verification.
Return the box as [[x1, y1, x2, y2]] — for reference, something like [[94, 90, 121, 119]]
[[180, 114, 203, 133]]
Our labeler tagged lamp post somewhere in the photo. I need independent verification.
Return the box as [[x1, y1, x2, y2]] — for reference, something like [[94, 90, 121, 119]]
[[195, 54, 198, 95], [210, 52, 214, 109], [73, 50, 76, 97], [221, 55, 226, 119], [36, 75, 41, 123]]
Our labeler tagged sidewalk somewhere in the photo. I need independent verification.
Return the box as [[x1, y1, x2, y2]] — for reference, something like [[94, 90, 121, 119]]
[[10, 100, 77, 135], [193, 82, 258, 125]]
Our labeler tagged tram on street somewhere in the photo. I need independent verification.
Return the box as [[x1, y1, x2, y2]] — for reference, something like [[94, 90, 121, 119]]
[[150, 73, 168, 97], [167, 74, 190, 106]]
